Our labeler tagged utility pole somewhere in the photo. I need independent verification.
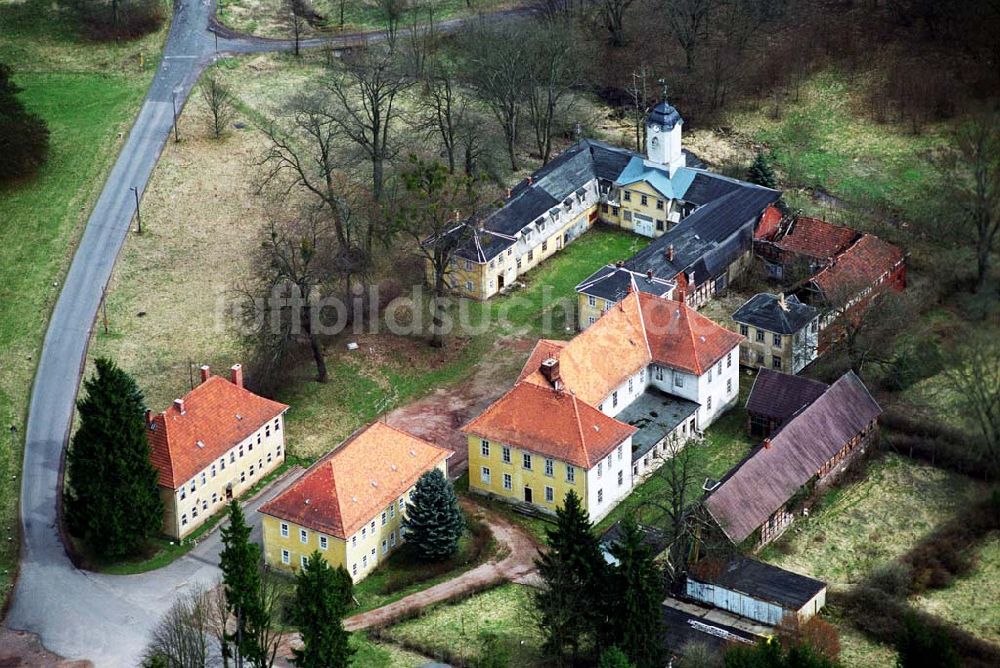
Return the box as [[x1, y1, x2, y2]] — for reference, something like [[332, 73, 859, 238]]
[[129, 186, 142, 233], [171, 87, 181, 142], [101, 287, 109, 335]]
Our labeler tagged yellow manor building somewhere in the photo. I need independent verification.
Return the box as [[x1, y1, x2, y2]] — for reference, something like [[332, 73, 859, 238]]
[[148, 364, 288, 540], [258, 422, 451, 582]]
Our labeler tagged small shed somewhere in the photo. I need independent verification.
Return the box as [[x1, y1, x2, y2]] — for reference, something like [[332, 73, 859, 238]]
[[685, 557, 826, 626]]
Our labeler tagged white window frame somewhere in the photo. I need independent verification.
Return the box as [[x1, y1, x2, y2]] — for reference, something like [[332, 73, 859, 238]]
[[281, 549, 290, 565]]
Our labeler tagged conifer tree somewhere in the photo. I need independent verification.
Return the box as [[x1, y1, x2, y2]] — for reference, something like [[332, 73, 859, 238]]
[[219, 501, 264, 665], [895, 613, 958, 668], [606, 520, 665, 668], [65, 357, 163, 559], [402, 469, 465, 560], [748, 151, 778, 189], [291, 551, 355, 668], [534, 490, 608, 665]]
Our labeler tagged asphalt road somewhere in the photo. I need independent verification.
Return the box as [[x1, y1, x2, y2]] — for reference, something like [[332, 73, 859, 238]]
[[5, 2, 537, 664]]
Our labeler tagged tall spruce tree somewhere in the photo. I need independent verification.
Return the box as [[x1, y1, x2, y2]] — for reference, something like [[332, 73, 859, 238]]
[[291, 551, 355, 668], [402, 469, 464, 560], [748, 151, 778, 189], [65, 357, 162, 559], [219, 501, 265, 666], [606, 520, 665, 668], [895, 613, 958, 668], [534, 490, 608, 665]]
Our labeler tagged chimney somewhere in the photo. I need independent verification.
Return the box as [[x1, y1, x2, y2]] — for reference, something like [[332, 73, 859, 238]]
[[763, 437, 772, 449], [646, 269, 653, 282], [506, 188, 512, 198], [778, 293, 788, 311], [200, 365, 211, 384], [527, 176, 534, 185], [145, 409, 153, 427], [540, 357, 562, 391], [231, 363, 244, 388], [616, 260, 624, 268], [667, 244, 675, 262], [173, 398, 185, 415]]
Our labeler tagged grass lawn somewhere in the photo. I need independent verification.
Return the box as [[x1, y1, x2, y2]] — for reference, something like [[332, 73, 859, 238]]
[[350, 633, 432, 667], [827, 611, 897, 668], [913, 532, 1000, 645], [350, 517, 495, 614], [759, 455, 989, 586], [382, 583, 544, 666], [594, 379, 757, 535], [0, 0, 168, 600], [216, 0, 519, 39]]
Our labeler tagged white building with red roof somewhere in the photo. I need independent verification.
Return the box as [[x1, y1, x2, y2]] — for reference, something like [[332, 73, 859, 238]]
[[464, 290, 742, 520], [147, 363, 288, 539]]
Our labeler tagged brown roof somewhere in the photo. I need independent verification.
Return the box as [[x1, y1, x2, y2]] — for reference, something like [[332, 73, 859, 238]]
[[259, 422, 451, 539], [461, 382, 637, 469], [777, 217, 858, 261], [811, 234, 905, 298], [148, 372, 289, 489], [705, 371, 881, 543], [519, 292, 740, 404], [745, 369, 829, 422]]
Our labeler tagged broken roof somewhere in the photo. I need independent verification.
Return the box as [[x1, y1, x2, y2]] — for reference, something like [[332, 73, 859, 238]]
[[732, 293, 819, 334], [810, 233, 905, 299], [776, 216, 858, 261], [705, 371, 881, 544], [745, 369, 829, 423]]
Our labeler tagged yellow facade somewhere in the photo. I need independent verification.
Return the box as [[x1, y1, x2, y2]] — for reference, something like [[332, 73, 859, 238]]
[[165, 414, 286, 540], [262, 459, 447, 582], [577, 292, 613, 329], [604, 182, 674, 237], [466, 434, 586, 515]]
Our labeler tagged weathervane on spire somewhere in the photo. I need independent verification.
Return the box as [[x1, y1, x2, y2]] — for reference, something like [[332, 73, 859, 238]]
[[658, 78, 669, 103]]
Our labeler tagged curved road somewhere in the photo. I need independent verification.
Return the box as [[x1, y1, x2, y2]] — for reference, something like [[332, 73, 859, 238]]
[[6, 2, 535, 666]]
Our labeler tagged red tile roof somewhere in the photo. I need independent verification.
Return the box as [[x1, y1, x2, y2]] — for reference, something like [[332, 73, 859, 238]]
[[811, 234, 905, 298], [462, 382, 637, 469], [148, 372, 289, 489], [639, 292, 745, 375], [518, 291, 739, 404], [754, 204, 782, 241], [259, 422, 451, 539], [777, 217, 858, 260]]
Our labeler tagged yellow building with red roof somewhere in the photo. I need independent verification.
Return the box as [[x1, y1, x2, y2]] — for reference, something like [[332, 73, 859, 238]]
[[259, 422, 451, 581], [464, 290, 743, 519], [147, 363, 288, 539]]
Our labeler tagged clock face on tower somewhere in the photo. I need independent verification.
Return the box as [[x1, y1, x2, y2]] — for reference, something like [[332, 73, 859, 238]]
[[651, 124, 661, 133]]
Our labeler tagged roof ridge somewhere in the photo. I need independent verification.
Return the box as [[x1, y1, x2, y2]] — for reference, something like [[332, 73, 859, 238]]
[[633, 292, 652, 360], [683, 303, 702, 375], [571, 393, 589, 467]]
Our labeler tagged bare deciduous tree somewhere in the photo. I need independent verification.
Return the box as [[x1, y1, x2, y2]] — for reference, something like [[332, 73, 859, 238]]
[[601, 0, 638, 47], [141, 588, 211, 668], [637, 438, 699, 584], [462, 21, 530, 171], [324, 47, 413, 202], [936, 115, 1000, 293], [662, 0, 717, 73], [627, 64, 654, 153], [524, 19, 583, 164], [199, 72, 236, 140], [286, 0, 309, 57], [940, 335, 1000, 474]]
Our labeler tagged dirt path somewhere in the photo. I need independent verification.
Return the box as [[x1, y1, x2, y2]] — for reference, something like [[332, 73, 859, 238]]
[[273, 499, 541, 664], [385, 336, 535, 477]]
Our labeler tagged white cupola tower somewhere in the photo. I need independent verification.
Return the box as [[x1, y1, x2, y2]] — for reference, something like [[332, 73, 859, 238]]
[[646, 98, 685, 176]]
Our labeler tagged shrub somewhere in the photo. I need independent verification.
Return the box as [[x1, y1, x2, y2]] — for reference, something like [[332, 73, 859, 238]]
[[73, 0, 165, 41], [865, 561, 912, 598], [0, 63, 50, 183]]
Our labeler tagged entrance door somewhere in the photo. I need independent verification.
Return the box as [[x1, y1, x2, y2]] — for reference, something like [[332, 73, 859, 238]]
[[633, 213, 655, 237], [225, 483, 234, 501], [524, 487, 533, 503], [497, 274, 505, 290]]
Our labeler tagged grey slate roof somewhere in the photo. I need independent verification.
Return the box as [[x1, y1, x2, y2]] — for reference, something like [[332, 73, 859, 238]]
[[575, 265, 675, 302], [705, 371, 881, 544], [690, 557, 826, 610], [732, 293, 819, 334], [647, 100, 683, 130], [745, 369, 829, 423], [600, 522, 670, 561], [623, 185, 781, 287]]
